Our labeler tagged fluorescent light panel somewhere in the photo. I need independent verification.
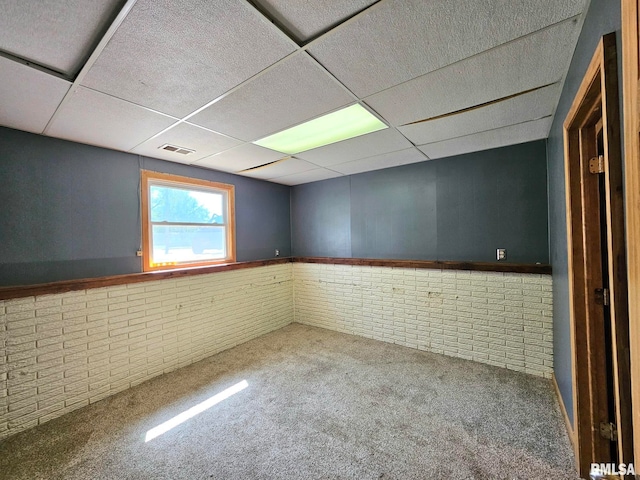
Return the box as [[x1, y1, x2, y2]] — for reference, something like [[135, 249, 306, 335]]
[[253, 104, 388, 154]]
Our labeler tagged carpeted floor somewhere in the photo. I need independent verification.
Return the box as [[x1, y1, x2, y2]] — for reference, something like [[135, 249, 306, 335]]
[[0, 323, 579, 479]]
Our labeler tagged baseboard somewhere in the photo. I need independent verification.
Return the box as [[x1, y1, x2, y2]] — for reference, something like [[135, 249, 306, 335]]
[[552, 373, 576, 452]]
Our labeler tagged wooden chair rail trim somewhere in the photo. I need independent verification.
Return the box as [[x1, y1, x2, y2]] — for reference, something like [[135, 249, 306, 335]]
[[292, 256, 552, 274], [0, 258, 291, 301], [0, 257, 552, 301]]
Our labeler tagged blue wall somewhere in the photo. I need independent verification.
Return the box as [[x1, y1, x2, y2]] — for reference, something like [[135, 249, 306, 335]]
[[547, 0, 622, 427], [292, 141, 549, 264], [290, 177, 352, 258], [0, 127, 291, 286]]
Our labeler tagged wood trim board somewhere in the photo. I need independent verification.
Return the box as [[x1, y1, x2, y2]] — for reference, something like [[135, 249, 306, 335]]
[[0, 258, 291, 301], [292, 257, 552, 274], [0, 257, 551, 301], [622, 0, 640, 465], [553, 373, 576, 451]]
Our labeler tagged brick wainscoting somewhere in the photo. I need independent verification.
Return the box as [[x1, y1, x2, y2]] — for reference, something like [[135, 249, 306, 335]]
[[0, 263, 293, 440], [293, 263, 553, 378], [1, 260, 553, 440]]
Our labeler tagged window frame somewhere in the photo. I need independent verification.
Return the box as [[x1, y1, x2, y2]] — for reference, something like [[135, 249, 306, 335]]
[[141, 170, 236, 272]]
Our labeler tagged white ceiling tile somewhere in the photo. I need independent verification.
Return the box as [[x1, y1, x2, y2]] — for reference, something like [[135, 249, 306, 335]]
[[0, 1, 123, 75], [240, 158, 317, 180], [309, 0, 585, 97], [332, 148, 427, 175], [131, 122, 242, 162], [398, 83, 562, 145], [189, 54, 353, 141], [251, 0, 377, 42], [0, 0, 588, 179], [418, 117, 553, 160], [365, 19, 581, 126], [297, 128, 413, 167], [192, 143, 286, 173], [81, 0, 295, 117], [268, 168, 344, 186], [47, 86, 177, 152], [0, 57, 70, 134]]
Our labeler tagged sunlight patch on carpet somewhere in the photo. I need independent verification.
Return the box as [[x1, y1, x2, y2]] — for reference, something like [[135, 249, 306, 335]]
[[145, 380, 249, 442]]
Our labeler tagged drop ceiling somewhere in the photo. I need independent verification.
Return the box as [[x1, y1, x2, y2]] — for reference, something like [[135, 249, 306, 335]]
[[0, 0, 588, 185]]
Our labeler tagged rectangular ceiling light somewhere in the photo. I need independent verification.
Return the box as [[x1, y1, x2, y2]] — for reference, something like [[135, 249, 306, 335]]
[[253, 104, 388, 154]]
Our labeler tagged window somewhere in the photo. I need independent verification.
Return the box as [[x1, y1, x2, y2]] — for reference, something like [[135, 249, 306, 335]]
[[141, 170, 235, 271]]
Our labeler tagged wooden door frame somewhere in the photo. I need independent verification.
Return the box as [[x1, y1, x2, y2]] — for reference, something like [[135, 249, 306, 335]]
[[622, 0, 640, 467], [564, 33, 633, 475]]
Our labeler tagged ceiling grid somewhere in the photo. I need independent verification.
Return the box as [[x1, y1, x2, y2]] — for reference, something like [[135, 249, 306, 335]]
[[0, 0, 588, 185]]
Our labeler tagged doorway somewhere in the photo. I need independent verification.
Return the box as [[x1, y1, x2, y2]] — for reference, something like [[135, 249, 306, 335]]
[[563, 33, 634, 476]]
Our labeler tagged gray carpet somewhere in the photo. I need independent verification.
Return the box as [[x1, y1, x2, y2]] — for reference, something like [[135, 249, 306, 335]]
[[0, 323, 579, 480]]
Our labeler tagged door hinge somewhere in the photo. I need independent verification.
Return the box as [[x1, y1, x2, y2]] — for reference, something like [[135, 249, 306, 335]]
[[589, 155, 605, 174], [594, 287, 610, 306], [599, 422, 618, 442]]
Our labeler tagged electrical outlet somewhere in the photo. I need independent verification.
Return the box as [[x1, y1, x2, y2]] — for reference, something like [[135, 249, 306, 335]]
[[496, 248, 506, 261], [136, 250, 143, 257], [275, 249, 280, 257]]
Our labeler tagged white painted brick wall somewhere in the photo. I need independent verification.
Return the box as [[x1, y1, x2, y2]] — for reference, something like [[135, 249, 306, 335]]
[[0, 261, 554, 441], [0, 264, 293, 440], [293, 263, 553, 379]]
